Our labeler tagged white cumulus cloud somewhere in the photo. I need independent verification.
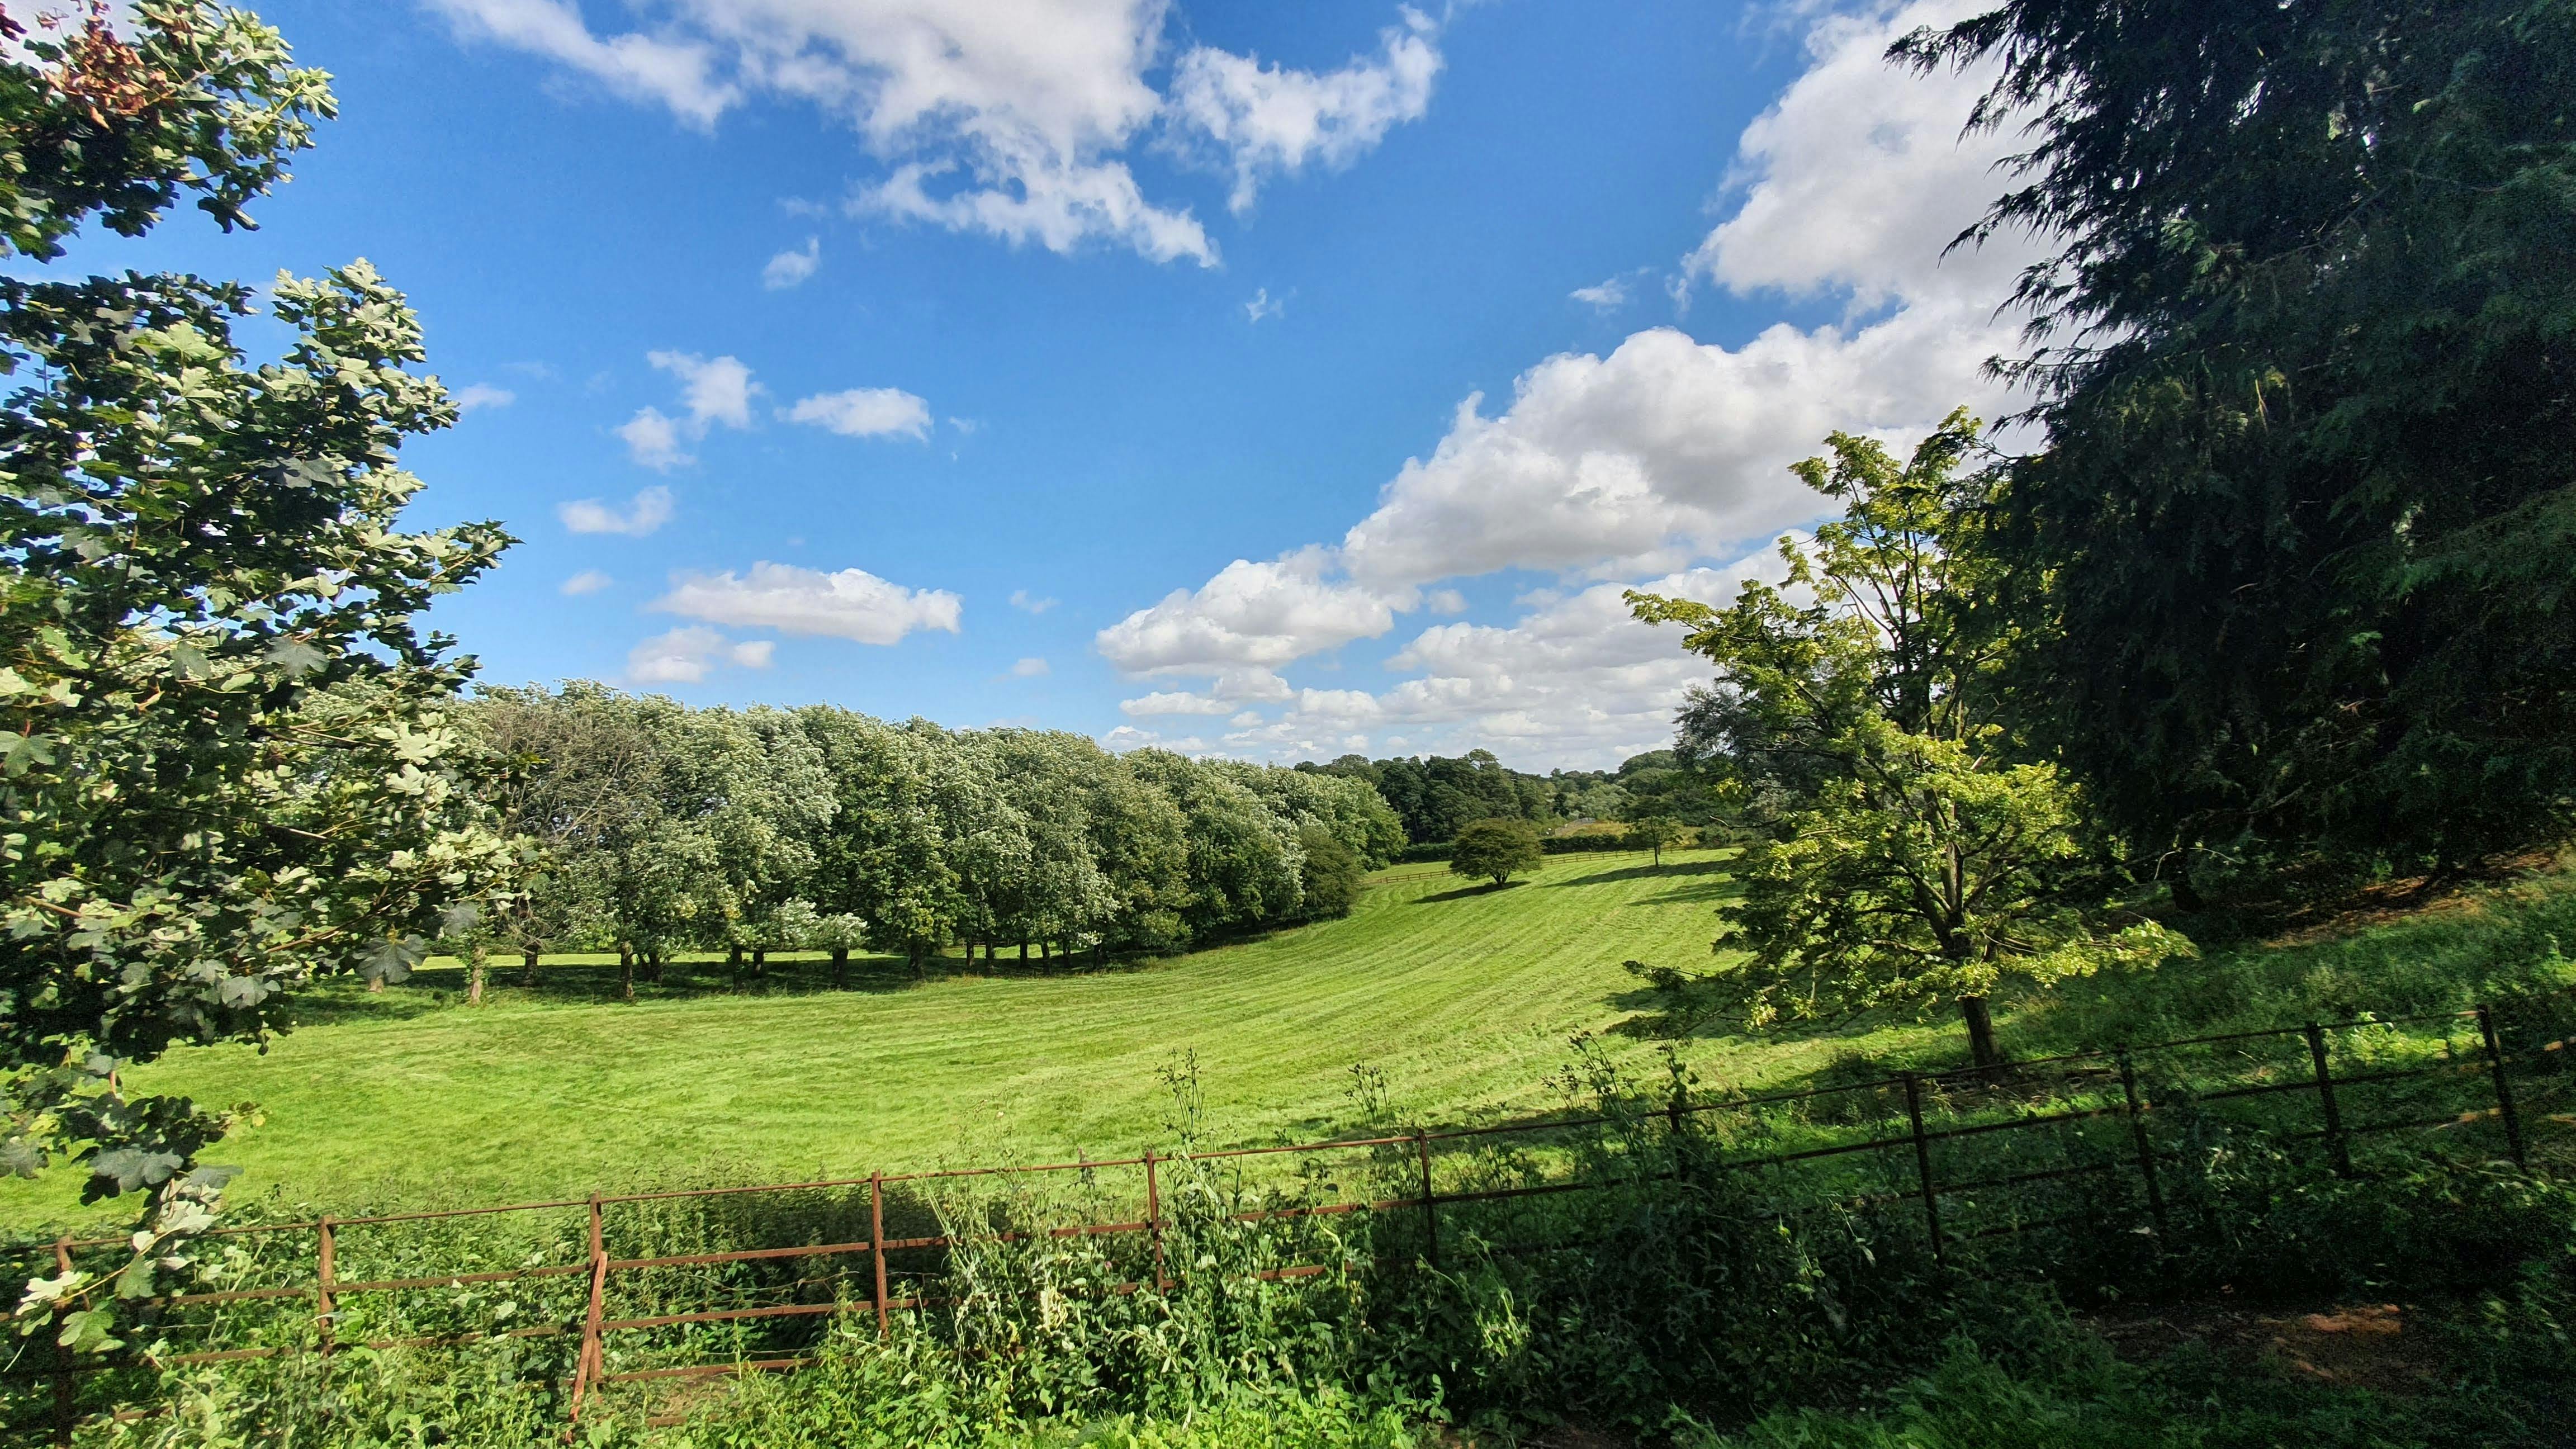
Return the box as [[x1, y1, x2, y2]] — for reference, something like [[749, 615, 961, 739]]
[[1096, 0, 2034, 766], [1118, 690, 1232, 717], [560, 569, 614, 596], [1167, 7, 1443, 214], [420, 1, 1441, 266], [559, 485, 676, 537], [618, 352, 760, 469], [453, 382, 517, 413], [627, 626, 779, 685], [1095, 547, 1398, 677], [652, 561, 963, 645], [422, 0, 737, 126], [1009, 656, 1050, 678], [784, 386, 934, 440]]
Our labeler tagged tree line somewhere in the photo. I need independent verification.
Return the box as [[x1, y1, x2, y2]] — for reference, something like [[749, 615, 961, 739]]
[[461, 685, 1404, 997], [1296, 748, 1716, 846]]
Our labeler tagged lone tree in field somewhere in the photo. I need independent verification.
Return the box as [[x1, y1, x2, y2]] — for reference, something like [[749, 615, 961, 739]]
[[1623, 815, 1683, 867], [0, 2, 510, 1346], [1629, 413, 2187, 1069], [1450, 818, 1542, 889]]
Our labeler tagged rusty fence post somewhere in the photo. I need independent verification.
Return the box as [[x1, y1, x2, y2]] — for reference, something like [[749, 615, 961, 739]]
[[1143, 1149, 1167, 1292], [1901, 1073, 1944, 1267], [2477, 1005, 2528, 1168], [870, 1172, 890, 1336], [1415, 1129, 1440, 1270], [315, 1216, 337, 1363], [569, 1194, 607, 1427], [2303, 1023, 2354, 1177], [2115, 1050, 2168, 1244], [50, 1237, 74, 1448]]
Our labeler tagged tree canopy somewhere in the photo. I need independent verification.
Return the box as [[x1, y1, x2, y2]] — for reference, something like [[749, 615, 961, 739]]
[[1632, 415, 2187, 1067], [465, 693, 1403, 972], [1450, 818, 1543, 889], [1900, 0, 2576, 875], [0, 0, 510, 1348]]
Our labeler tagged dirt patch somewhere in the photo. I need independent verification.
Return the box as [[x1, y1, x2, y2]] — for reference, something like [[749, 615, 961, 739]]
[[2256, 848, 2568, 949], [2083, 1298, 2451, 1396]]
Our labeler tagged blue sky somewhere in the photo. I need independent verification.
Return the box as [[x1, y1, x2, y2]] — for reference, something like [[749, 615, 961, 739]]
[[75, 0, 2037, 769]]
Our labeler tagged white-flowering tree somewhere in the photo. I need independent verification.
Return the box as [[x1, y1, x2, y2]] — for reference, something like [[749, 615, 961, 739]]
[[0, 3, 510, 1348]]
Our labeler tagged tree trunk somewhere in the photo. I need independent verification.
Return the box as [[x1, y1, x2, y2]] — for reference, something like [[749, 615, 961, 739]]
[[1961, 995, 2001, 1071], [908, 942, 925, 980], [369, 973, 384, 993], [1019, 940, 1028, 963], [2170, 873, 2206, 912], [467, 944, 486, 1005], [729, 943, 743, 991], [642, 950, 664, 983], [832, 946, 849, 989], [522, 946, 539, 988], [619, 943, 634, 1003], [752, 946, 766, 977]]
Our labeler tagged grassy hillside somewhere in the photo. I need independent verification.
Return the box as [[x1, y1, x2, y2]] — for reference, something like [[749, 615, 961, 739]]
[[0, 850, 1775, 1226], [7, 847, 2571, 1232]]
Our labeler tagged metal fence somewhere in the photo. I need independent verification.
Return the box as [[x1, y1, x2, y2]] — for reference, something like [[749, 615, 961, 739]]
[[10, 991, 2575, 1441]]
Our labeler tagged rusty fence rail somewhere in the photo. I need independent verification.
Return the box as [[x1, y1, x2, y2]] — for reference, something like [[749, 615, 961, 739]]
[[8, 991, 2575, 1441]]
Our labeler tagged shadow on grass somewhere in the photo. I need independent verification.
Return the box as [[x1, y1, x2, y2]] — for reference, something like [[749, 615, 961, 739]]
[[284, 940, 1235, 1027], [1546, 858, 1734, 891], [1413, 880, 1529, 905]]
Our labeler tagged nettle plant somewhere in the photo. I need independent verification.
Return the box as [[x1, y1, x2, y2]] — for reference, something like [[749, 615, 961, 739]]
[[0, 2, 510, 1349]]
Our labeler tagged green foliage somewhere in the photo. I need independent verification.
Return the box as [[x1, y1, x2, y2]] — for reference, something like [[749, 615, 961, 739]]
[[1296, 825, 1363, 920], [1623, 814, 1684, 865], [0, 0, 506, 1228], [465, 692, 1405, 969], [0, 1, 334, 259], [1633, 415, 2187, 1064], [1447, 818, 1541, 888], [1899, 0, 2576, 871]]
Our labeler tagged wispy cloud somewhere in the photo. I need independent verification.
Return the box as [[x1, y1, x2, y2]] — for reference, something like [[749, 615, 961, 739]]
[[621, 352, 760, 470], [783, 387, 932, 441], [627, 627, 775, 685], [763, 236, 820, 290], [652, 561, 963, 645], [558, 486, 675, 537]]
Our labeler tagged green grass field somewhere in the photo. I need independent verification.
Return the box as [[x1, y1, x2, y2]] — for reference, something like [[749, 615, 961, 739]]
[[1, 850, 1806, 1226], [8, 847, 2572, 1232]]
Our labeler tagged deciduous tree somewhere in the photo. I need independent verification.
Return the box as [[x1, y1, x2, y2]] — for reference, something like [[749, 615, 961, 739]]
[[1449, 818, 1542, 889], [0, 1, 508, 1346], [1631, 416, 2186, 1068]]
